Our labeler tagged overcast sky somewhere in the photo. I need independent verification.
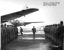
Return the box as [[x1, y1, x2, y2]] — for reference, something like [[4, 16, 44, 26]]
[[0, 0, 64, 28]]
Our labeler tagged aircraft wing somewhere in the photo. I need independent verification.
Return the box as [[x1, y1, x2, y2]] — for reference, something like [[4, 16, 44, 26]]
[[1, 8, 39, 23], [10, 21, 44, 27], [24, 22, 44, 26]]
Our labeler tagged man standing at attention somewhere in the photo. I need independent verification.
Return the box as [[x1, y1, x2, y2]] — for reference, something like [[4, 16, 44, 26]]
[[32, 26, 36, 39], [57, 21, 64, 50]]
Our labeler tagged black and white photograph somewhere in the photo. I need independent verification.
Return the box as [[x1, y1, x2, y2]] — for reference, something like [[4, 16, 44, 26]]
[[0, 0, 64, 50]]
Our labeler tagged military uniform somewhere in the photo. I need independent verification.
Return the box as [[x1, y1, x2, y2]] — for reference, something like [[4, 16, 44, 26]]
[[32, 27, 36, 39], [20, 27, 23, 36], [56, 21, 64, 50]]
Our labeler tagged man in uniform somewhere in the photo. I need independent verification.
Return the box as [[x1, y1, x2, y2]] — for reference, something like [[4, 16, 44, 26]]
[[20, 27, 23, 36], [32, 26, 36, 39], [57, 21, 64, 50]]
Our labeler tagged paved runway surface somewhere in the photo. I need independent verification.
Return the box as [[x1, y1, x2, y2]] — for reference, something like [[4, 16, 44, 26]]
[[2, 31, 53, 50]]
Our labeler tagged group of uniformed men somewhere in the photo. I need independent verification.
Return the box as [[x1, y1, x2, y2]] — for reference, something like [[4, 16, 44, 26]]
[[1, 24, 18, 49], [44, 21, 64, 50], [1, 21, 64, 50]]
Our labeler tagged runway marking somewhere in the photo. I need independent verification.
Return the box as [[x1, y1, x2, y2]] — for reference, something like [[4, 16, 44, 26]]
[[22, 37, 45, 40]]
